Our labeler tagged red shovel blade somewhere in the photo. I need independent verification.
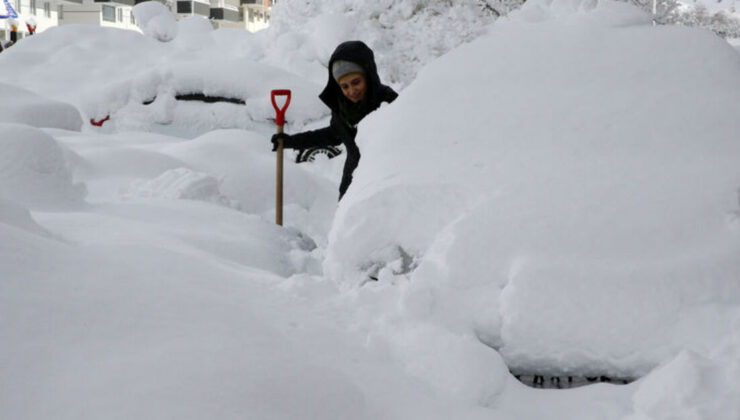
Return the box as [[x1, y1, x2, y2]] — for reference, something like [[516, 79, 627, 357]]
[[271, 89, 291, 126]]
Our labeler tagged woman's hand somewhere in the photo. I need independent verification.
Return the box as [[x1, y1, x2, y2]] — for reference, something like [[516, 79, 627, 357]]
[[271, 133, 294, 151]]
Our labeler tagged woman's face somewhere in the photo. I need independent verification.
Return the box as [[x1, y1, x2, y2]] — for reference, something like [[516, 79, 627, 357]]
[[338, 73, 367, 103]]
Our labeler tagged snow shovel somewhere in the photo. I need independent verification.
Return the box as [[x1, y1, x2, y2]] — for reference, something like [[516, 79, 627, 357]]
[[271, 89, 291, 226]]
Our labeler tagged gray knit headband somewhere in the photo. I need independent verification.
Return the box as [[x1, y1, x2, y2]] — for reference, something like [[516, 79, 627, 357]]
[[332, 60, 364, 82]]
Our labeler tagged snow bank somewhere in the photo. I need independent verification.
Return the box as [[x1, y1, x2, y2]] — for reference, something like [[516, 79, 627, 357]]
[[110, 58, 325, 136], [629, 345, 740, 420], [326, 0, 740, 380], [0, 197, 52, 237], [0, 212, 364, 420], [157, 130, 338, 235], [126, 167, 240, 209], [0, 82, 81, 130], [0, 123, 86, 209], [132, 1, 177, 42], [0, 25, 325, 136]]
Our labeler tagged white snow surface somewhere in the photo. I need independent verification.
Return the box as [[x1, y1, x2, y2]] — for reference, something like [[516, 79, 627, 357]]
[[132, 1, 177, 42], [0, 82, 82, 130], [1, 0, 740, 419], [0, 123, 87, 209], [0, 23, 325, 137], [328, 0, 740, 380]]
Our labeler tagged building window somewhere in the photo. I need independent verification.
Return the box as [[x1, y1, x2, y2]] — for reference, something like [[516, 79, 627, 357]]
[[117, 7, 122, 22], [102, 4, 116, 22], [29, 0, 36, 15], [57, 4, 63, 19], [177, 1, 191, 14], [44, 2, 50, 17], [15, 0, 21, 12], [130, 12, 135, 24]]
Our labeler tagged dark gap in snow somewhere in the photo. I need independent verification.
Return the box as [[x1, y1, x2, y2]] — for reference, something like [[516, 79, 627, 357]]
[[142, 94, 246, 105], [511, 371, 635, 389], [175, 93, 246, 105]]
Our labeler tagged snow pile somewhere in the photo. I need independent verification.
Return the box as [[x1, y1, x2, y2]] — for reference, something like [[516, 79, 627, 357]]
[[126, 167, 240, 209], [110, 58, 325, 136], [629, 343, 740, 419], [0, 26, 167, 119], [325, 0, 740, 382], [0, 207, 361, 420], [172, 15, 215, 50], [132, 1, 178, 42], [0, 82, 82, 130], [0, 197, 52, 237], [0, 25, 325, 136], [0, 123, 86, 209], [156, 130, 338, 237]]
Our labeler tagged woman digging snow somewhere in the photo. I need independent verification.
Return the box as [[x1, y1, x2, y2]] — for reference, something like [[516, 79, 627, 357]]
[[271, 41, 398, 200]]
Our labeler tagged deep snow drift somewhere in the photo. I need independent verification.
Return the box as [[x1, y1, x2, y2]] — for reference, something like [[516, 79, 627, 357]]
[[0, 124, 87, 209], [0, 82, 82, 130], [0, 23, 326, 137], [1, 0, 739, 419], [327, 0, 740, 384]]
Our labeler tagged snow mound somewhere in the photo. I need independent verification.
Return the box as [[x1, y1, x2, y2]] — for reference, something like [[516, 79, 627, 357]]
[[326, 0, 740, 379], [0, 82, 82, 130], [127, 167, 240, 209], [132, 1, 178, 42], [0, 123, 87, 209], [0, 197, 52, 237], [0, 25, 167, 120], [111, 59, 325, 136], [172, 15, 214, 51], [0, 24, 326, 137], [629, 346, 740, 420], [159, 129, 337, 223]]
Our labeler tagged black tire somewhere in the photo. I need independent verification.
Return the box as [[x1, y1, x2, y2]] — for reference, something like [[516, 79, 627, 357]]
[[295, 146, 343, 163]]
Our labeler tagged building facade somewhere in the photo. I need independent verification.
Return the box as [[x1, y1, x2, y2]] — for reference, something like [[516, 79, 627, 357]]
[[2, 0, 66, 42], [242, 0, 270, 32], [59, 0, 138, 31], [1, 0, 271, 44]]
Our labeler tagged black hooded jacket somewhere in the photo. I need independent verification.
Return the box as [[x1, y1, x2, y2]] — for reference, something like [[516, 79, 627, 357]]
[[285, 41, 398, 199]]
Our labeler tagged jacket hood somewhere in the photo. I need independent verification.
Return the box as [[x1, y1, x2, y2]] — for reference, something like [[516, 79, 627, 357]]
[[319, 41, 383, 111]]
